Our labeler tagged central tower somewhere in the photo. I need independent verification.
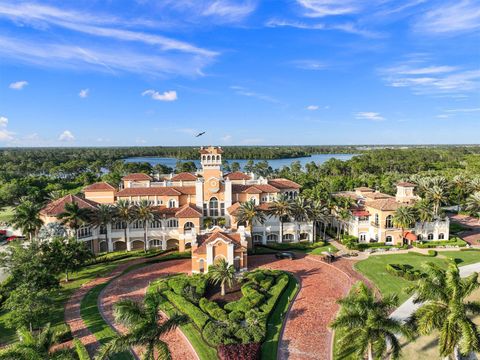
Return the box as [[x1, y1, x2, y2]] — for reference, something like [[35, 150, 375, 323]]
[[200, 146, 223, 180]]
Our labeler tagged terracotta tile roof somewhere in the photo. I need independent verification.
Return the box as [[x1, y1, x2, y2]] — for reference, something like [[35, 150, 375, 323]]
[[334, 191, 360, 200], [397, 182, 416, 187], [224, 171, 251, 180], [41, 194, 98, 216], [171, 172, 198, 181], [254, 184, 280, 193], [194, 230, 245, 254], [231, 184, 280, 194], [151, 206, 178, 216], [256, 202, 273, 211], [365, 198, 402, 211], [352, 210, 370, 217], [83, 182, 116, 192], [363, 192, 393, 200], [121, 173, 152, 181], [175, 204, 203, 218], [116, 186, 196, 197], [227, 202, 241, 216], [199, 147, 224, 154], [268, 178, 301, 189], [404, 232, 417, 241], [355, 187, 374, 192]]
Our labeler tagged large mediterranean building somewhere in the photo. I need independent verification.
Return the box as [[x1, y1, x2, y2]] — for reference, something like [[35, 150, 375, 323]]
[[40, 146, 313, 273], [331, 183, 450, 246]]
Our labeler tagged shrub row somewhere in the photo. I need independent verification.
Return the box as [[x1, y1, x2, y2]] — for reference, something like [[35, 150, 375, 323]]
[[386, 264, 423, 281], [163, 290, 210, 329], [413, 237, 467, 248], [258, 241, 327, 252], [260, 274, 289, 314], [0, 276, 14, 307], [199, 298, 228, 321], [407, 250, 437, 257]]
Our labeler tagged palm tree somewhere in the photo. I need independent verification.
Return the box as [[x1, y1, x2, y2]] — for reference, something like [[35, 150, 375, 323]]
[[208, 258, 236, 296], [415, 199, 434, 230], [266, 194, 293, 242], [427, 185, 448, 217], [452, 175, 470, 213], [331, 282, 412, 360], [393, 206, 416, 245], [58, 202, 92, 240], [408, 261, 480, 358], [308, 199, 328, 242], [10, 199, 43, 241], [465, 191, 480, 224], [114, 200, 136, 251], [337, 209, 351, 240], [96, 292, 187, 360], [136, 200, 157, 253], [90, 204, 114, 251], [236, 200, 266, 245], [291, 196, 311, 242], [0, 324, 88, 359]]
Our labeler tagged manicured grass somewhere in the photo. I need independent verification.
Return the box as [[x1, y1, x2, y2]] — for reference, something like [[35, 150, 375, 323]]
[[0, 206, 14, 223], [438, 250, 480, 266], [261, 273, 300, 360], [80, 252, 191, 360], [256, 241, 338, 255], [309, 244, 339, 255], [148, 278, 218, 360]]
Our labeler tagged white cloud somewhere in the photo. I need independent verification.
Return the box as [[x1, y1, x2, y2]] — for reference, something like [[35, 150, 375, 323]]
[[295, 0, 361, 17], [202, 1, 257, 23], [306, 105, 319, 111], [221, 134, 232, 142], [415, 0, 480, 34], [291, 60, 327, 71], [446, 108, 480, 113], [79, 88, 89, 98], [355, 112, 385, 121], [142, 89, 178, 101], [0, 116, 8, 127], [230, 86, 279, 103], [9, 80, 28, 90], [58, 130, 75, 141]]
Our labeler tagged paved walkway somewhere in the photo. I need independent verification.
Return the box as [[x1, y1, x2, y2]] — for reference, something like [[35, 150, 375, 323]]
[[98, 259, 197, 360], [249, 253, 369, 360], [391, 261, 480, 322], [449, 214, 480, 246]]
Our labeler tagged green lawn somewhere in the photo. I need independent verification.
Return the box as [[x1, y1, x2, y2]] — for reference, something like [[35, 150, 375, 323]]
[[438, 250, 480, 266], [0, 206, 14, 223], [256, 241, 338, 255], [261, 273, 300, 360]]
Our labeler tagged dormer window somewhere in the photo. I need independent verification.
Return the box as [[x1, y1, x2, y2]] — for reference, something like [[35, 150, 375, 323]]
[[168, 199, 176, 208]]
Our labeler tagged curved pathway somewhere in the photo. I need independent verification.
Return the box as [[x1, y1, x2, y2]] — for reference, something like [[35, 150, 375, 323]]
[[249, 253, 369, 360], [98, 258, 197, 360]]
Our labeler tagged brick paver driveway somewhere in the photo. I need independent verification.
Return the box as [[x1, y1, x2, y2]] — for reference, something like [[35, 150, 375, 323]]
[[98, 258, 197, 360], [250, 253, 367, 360]]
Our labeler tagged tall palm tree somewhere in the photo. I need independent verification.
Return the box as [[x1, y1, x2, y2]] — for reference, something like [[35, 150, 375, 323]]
[[393, 206, 417, 244], [208, 258, 236, 296], [96, 292, 187, 360], [266, 194, 293, 242], [236, 200, 266, 245], [136, 200, 157, 253], [90, 204, 114, 251], [408, 262, 480, 358], [427, 185, 448, 217], [465, 191, 480, 224], [291, 196, 311, 242], [415, 199, 434, 230], [331, 282, 412, 360], [452, 175, 470, 213], [337, 209, 351, 240], [114, 200, 136, 251], [308, 199, 328, 242], [58, 202, 92, 240], [10, 199, 43, 241], [0, 323, 88, 360]]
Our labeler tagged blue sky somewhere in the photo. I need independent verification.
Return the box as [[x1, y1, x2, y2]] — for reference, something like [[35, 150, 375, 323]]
[[0, 0, 479, 146]]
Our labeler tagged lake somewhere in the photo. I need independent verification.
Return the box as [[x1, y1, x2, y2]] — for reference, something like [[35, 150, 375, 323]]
[[124, 153, 356, 170]]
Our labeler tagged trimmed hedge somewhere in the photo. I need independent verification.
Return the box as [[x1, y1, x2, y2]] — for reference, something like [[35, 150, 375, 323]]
[[53, 323, 73, 343], [407, 250, 437, 257], [260, 274, 289, 313], [386, 264, 423, 281], [413, 237, 467, 248], [163, 290, 210, 329], [74, 338, 91, 360], [199, 298, 228, 321]]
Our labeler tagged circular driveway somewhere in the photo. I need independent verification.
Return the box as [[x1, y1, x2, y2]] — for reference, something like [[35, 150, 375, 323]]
[[250, 253, 364, 360]]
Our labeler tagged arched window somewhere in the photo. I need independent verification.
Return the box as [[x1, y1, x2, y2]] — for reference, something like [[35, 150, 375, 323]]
[[199, 259, 205, 273], [168, 199, 176, 208], [374, 214, 379, 226], [427, 233, 434, 240], [150, 220, 161, 229], [166, 218, 178, 228], [299, 233, 309, 241], [132, 220, 143, 229], [209, 197, 219, 217], [252, 234, 263, 243], [385, 215, 393, 229], [184, 222, 195, 231], [207, 155, 211, 161], [149, 239, 162, 248], [267, 234, 278, 242], [234, 256, 241, 271], [438, 233, 445, 240], [282, 234, 294, 242], [359, 233, 367, 242], [216, 155, 220, 161], [386, 235, 393, 243], [250, 197, 257, 205]]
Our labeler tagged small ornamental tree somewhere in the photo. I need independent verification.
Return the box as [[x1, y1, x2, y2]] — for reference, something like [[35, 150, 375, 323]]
[[208, 258, 236, 297]]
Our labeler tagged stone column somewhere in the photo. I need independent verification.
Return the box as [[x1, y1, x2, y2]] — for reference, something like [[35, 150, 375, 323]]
[[107, 223, 113, 252]]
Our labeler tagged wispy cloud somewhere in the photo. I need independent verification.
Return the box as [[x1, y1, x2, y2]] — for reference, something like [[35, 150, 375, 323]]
[[295, 0, 362, 17], [291, 59, 327, 71], [355, 112, 385, 121], [0, 116, 15, 142], [202, 1, 257, 23], [306, 105, 319, 111], [230, 86, 279, 103], [446, 108, 480, 113], [381, 58, 480, 96], [58, 130, 75, 141], [9, 80, 28, 90], [415, 0, 480, 35], [0, 2, 217, 77], [79, 89, 89, 98], [142, 89, 178, 101], [0, 116, 8, 127]]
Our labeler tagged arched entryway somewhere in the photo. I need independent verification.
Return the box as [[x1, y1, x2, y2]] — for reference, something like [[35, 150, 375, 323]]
[[99, 240, 108, 253], [166, 238, 179, 250], [283, 233, 294, 243], [131, 240, 144, 251]]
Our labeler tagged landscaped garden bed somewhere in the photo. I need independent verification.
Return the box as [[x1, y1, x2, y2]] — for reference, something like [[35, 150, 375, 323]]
[[255, 241, 338, 255], [148, 269, 298, 360], [412, 237, 467, 248]]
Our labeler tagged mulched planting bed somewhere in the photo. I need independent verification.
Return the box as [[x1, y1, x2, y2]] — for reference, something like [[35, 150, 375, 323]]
[[205, 281, 243, 306]]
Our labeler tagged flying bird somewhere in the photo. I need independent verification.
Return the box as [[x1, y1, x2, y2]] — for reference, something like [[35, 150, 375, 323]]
[[195, 131, 206, 137]]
